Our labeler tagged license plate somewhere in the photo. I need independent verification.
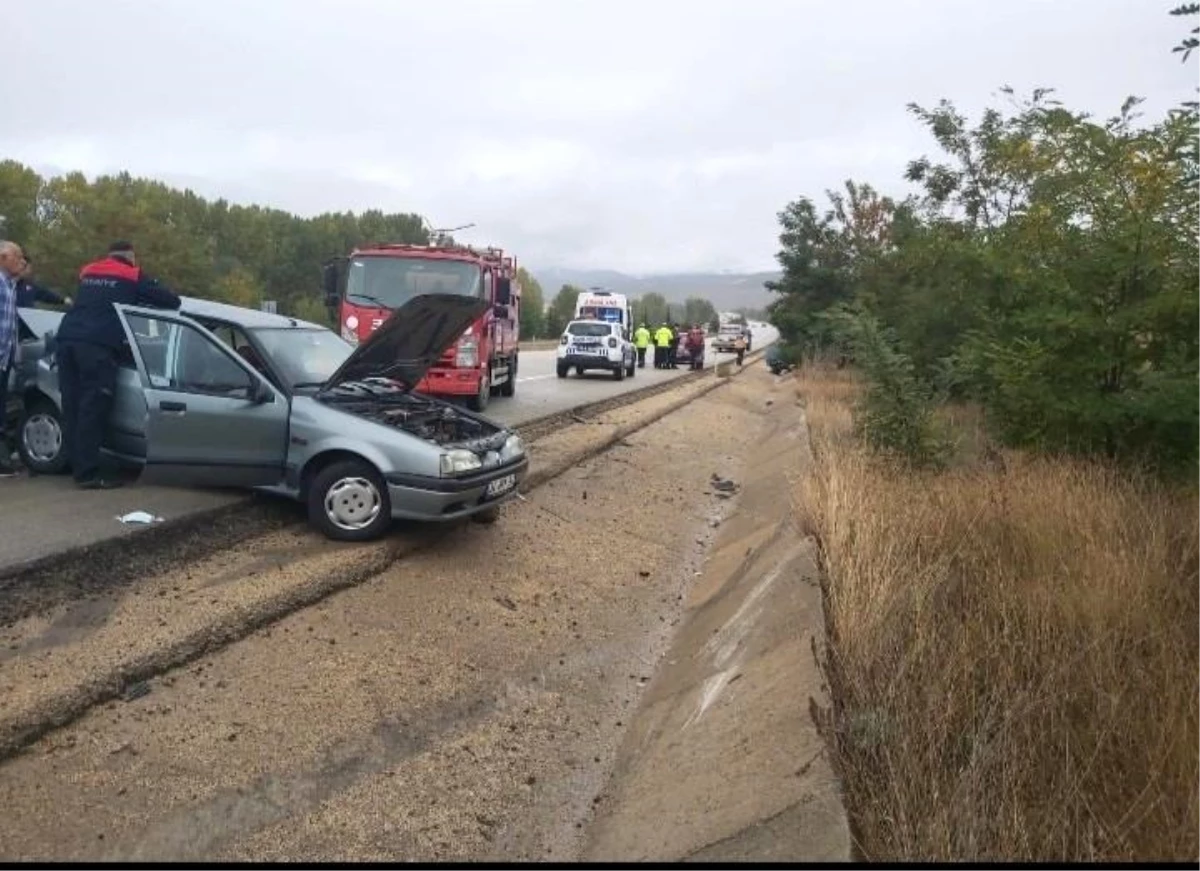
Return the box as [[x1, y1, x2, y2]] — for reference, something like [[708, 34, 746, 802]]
[[485, 474, 516, 499]]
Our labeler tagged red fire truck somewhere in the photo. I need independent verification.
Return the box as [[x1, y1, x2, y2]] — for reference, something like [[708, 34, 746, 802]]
[[323, 243, 520, 411]]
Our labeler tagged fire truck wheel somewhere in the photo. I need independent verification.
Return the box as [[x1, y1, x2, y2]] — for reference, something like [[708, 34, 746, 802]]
[[499, 356, 517, 397], [467, 367, 491, 412]]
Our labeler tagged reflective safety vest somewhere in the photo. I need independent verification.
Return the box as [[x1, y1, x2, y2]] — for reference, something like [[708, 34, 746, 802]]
[[633, 326, 651, 348], [654, 327, 672, 347]]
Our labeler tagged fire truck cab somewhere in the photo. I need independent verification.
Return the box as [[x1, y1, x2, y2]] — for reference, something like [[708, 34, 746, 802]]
[[324, 243, 520, 412]]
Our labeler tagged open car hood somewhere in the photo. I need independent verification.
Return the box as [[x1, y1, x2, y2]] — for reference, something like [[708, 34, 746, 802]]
[[321, 293, 489, 392]]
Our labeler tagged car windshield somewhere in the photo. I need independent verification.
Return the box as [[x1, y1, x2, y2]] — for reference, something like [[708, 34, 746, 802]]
[[567, 322, 613, 337], [251, 327, 354, 389], [345, 256, 482, 310]]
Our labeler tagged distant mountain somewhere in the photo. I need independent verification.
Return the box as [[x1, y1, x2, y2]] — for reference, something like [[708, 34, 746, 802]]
[[532, 267, 779, 312]]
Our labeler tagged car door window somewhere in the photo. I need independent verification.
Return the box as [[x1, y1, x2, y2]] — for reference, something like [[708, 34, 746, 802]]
[[200, 321, 273, 380], [126, 314, 255, 399]]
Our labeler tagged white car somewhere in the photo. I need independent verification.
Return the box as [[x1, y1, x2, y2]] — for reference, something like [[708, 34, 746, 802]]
[[556, 319, 636, 381]]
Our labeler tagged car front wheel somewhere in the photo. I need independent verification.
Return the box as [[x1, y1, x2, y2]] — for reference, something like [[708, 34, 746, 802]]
[[307, 458, 392, 541], [18, 398, 69, 475]]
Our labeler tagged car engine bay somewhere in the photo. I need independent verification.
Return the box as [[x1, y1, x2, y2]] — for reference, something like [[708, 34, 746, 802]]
[[320, 378, 504, 447]]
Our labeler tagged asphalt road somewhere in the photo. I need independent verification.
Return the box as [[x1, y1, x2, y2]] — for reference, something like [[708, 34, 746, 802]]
[[488, 329, 775, 425], [0, 326, 777, 575]]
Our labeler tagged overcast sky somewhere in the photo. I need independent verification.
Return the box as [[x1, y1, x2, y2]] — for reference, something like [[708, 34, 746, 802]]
[[6, 0, 1194, 274]]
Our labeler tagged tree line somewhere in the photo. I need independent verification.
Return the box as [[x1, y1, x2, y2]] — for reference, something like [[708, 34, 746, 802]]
[[0, 161, 439, 324], [0, 160, 723, 341], [766, 5, 1198, 474]]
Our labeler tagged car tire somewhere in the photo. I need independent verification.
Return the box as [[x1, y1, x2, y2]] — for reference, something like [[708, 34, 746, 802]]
[[499, 355, 517, 397], [18, 397, 69, 475], [556, 362, 568, 378], [472, 504, 502, 524], [307, 458, 392, 542], [613, 364, 625, 381], [467, 367, 491, 412], [576, 366, 585, 377], [627, 359, 635, 378]]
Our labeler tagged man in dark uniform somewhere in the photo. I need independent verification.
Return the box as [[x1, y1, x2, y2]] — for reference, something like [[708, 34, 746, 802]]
[[56, 241, 181, 489], [15, 255, 70, 308]]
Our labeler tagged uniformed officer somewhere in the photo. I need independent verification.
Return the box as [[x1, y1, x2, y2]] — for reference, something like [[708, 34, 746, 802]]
[[633, 322, 651, 368], [653, 323, 672, 369], [56, 241, 181, 489]]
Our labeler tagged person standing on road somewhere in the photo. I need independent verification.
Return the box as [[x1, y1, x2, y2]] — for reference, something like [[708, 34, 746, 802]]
[[686, 323, 705, 369], [653, 323, 671, 369], [16, 255, 70, 308], [633, 322, 651, 368], [0, 241, 25, 478], [733, 331, 747, 366], [667, 322, 682, 369], [56, 241, 181, 490]]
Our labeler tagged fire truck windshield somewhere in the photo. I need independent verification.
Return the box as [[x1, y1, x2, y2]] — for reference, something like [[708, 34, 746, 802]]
[[345, 257, 482, 310]]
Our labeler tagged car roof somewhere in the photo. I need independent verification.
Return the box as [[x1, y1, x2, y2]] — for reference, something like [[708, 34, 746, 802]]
[[567, 319, 616, 327], [179, 296, 326, 331]]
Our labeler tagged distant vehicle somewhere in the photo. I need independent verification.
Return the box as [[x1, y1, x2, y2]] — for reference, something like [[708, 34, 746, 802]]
[[765, 345, 793, 375], [14, 295, 528, 541], [713, 322, 749, 353], [556, 319, 636, 380], [574, 288, 634, 337], [324, 242, 520, 412]]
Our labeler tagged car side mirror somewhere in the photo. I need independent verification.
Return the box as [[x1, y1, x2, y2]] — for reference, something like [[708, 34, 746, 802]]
[[495, 276, 512, 306], [322, 262, 341, 310], [250, 380, 275, 404]]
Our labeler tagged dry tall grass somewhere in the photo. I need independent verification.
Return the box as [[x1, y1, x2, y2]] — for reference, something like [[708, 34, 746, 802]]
[[796, 362, 1199, 862]]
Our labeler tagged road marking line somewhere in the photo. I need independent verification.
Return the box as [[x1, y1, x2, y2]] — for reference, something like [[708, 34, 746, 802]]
[[516, 374, 558, 383]]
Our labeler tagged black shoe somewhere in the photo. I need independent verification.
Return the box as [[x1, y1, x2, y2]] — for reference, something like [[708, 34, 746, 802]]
[[77, 477, 124, 490]]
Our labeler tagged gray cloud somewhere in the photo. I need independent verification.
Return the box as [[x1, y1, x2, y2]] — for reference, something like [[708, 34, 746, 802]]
[[6, 0, 1193, 272]]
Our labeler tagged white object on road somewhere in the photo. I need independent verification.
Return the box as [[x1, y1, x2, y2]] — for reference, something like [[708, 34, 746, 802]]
[[116, 511, 164, 525]]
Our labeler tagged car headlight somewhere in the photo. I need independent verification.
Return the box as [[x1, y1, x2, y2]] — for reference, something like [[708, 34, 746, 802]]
[[607, 337, 618, 348], [500, 434, 525, 460], [560, 334, 569, 345], [439, 449, 482, 476]]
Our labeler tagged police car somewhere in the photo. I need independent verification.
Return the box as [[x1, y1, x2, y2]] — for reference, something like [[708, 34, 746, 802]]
[[556, 319, 636, 380]]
